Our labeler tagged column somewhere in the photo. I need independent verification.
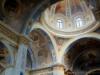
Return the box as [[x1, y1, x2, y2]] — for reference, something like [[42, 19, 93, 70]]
[[15, 43, 28, 75]]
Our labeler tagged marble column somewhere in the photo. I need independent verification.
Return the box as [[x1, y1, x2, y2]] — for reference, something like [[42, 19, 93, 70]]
[[15, 43, 28, 75]]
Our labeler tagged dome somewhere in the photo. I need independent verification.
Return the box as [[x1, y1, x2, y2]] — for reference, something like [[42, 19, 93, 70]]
[[41, 0, 99, 38]]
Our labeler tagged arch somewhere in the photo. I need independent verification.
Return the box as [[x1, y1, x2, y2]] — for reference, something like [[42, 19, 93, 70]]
[[0, 40, 14, 65], [60, 33, 100, 67], [0, 40, 14, 64], [86, 68, 100, 75], [29, 22, 58, 69], [0, 39, 14, 72]]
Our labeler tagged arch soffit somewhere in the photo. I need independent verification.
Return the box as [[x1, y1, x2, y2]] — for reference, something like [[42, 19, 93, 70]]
[[30, 23, 58, 62], [60, 33, 100, 62]]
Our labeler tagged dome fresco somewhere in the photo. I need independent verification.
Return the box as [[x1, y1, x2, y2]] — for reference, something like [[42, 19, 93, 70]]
[[41, 0, 98, 37]]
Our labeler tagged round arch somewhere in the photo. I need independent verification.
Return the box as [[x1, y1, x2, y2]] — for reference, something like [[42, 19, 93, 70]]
[[60, 33, 100, 68], [86, 68, 100, 75], [0, 39, 14, 65], [29, 22, 58, 69], [0, 39, 14, 73]]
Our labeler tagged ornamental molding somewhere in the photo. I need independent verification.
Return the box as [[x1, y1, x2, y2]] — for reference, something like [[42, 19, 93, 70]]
[[0, 21, 31, 46]]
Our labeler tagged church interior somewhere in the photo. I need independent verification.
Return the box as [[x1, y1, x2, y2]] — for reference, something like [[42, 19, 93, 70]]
[[0, 0, 100, 75]]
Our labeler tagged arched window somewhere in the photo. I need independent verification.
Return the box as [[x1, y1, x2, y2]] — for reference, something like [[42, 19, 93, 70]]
[[57, 19, 63, 29], [75, 17, 84, 28]]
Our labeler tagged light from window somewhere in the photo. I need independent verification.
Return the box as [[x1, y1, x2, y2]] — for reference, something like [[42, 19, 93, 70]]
[[57, 19, 63, 29], [75, 17, 84, 28]]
